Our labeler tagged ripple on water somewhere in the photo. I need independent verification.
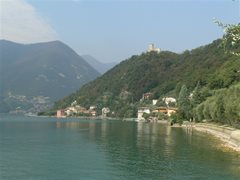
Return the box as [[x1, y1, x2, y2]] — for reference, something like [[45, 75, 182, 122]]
[[0, 116, 240, 179]]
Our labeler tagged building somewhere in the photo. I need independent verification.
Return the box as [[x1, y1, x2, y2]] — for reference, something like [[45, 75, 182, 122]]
[[152, 99, 158, 105], [89, 106, 96, 110], [137, 107, 151, 121], [167, 108, 177, 117], [75, 105, 87, 113], [152, 107, 177, 117], [152, 107, 168, 114], [162, 97, 177, 106], [102, 107, 110, 117], [56, 109, 65, 118], [90, 110, 97, 116], [147, 44, 161, 53], [64, 105, 88, 116], [141, 92, 153, 101]]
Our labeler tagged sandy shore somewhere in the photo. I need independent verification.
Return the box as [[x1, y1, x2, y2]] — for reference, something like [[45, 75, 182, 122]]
[[190, 123, 240, 152]]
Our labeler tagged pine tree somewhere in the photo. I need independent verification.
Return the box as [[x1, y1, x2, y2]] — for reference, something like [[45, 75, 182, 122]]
[[178, 85, 191, 122], [192, 82, 201, 106]]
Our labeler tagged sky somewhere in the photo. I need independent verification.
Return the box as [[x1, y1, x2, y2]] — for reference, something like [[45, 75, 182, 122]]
[[1, 0, 239, 63]]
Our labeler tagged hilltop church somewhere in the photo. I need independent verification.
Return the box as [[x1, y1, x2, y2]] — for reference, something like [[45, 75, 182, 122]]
[[147, 43, 161, 53]]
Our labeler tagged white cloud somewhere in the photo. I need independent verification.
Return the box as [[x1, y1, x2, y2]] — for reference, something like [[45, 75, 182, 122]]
[[0, 0, 58, 43]]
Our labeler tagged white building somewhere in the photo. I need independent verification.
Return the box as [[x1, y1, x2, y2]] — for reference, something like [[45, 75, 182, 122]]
[[147, 44, 161, 53], [137, 107, 150, 121], [162, 97, 177, 107], [102, 107, 110, 117], [152, 99, 158, 105], [89, 106, 96, 110]]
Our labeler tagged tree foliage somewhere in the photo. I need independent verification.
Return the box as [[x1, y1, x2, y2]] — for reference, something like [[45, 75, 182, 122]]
[[215, 20, 240, 56], [177, 85, 191, 121], [193, 83, 240, 128]]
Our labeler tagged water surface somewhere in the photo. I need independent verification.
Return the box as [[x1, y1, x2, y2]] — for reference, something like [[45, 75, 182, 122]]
[[0, 115, 240, 179]]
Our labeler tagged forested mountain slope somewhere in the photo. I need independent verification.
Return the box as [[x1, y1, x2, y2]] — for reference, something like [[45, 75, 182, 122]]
[[53, 39, 240, 118]]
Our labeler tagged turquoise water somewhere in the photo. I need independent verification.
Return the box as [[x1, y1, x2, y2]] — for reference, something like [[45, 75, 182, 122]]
[[0, 115, 240, 179]]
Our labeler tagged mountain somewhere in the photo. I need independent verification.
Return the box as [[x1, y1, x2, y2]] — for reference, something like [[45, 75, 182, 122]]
[[82, 55, 117, 74], [52, 39, 240, 118], [0, 40, 100, 113]]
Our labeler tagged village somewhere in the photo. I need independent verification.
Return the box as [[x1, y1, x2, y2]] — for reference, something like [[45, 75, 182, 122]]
[[56, 91, 177, 121]]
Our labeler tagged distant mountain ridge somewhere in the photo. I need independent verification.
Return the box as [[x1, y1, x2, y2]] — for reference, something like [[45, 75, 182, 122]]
[[0, 40, 100, 112], [82, 55, 117, 74]]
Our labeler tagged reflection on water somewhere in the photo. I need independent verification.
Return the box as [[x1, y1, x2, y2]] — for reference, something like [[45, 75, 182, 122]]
[[0, 116, 240, 179], [53, 119, 240, 179]]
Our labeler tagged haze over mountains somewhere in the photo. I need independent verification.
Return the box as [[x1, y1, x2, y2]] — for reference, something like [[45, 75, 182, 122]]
[[0, 40, 100, 113], [82, 55, 117, 74]]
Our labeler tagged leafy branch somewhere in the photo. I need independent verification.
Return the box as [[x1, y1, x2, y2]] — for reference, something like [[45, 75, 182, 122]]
[[214, 19, 240, 56]]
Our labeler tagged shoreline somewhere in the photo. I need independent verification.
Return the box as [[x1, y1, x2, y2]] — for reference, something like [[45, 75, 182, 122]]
[[4, 113, 240, 152], [180, 122, 240, 152]]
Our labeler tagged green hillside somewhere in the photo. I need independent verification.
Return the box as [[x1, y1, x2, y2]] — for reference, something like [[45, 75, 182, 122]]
[[52, 39, 240, 120]]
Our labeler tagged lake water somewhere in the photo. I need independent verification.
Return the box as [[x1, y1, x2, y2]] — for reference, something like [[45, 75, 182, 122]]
[[0, 115, 240, 179]]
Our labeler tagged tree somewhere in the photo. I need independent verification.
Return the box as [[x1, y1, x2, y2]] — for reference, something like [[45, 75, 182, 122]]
[[215, 19, 240, 56], [177, 85, 192, 122], [175, 82, 182, 97], [191, 81, 201, 106], [143, 112, 150, 120]]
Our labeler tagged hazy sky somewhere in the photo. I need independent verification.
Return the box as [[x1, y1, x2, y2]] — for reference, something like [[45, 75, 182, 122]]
[[1, 0, 239, 62]]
